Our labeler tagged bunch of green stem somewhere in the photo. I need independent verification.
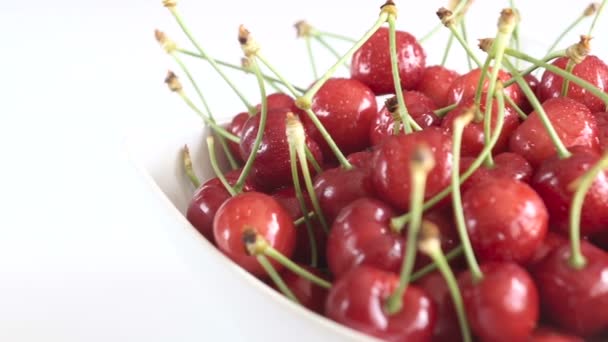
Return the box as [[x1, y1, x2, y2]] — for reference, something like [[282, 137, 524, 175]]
[[436, 3, 481, 69]]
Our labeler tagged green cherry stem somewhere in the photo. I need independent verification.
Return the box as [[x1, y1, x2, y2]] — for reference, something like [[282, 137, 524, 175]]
[[206, 137, 237, 196], [460, 19, 473, 70], [386, 145, 436, 315], [503, 58, 573, 159], [544, 4, 594, 55], [434, 102, 459, 117], [388, 10, 414, 134], [420, 0, 470, 43], [244, 229, 332, 289], [502, 49, 566, 88], [287, 114, 329, 233], [440, 34, 455, 67], [437, 8, 482, 68], [287, 115, 318, 268], [305, 147, 323, 174], [177, 48, 306, 93], [450, 108, 484, 282], [509, 0, 521, 69], [165, 6, 255, 114], [568, 152, 608, 269], [561, 60, 576, 97], [588, 0, 607, 36], [473, 56, 492, 120], [505, 94, 528, 119], [418, 222, 472, 342], [410, 245, 464, 281], [257, 254, 299, 303], [305, 36, 319, 80], [294, 211, 316, 226], [314, 36, 350, 69], [233, 58, 267, 193], [182, 145, 201, 188], [317, 30, 357, 44]]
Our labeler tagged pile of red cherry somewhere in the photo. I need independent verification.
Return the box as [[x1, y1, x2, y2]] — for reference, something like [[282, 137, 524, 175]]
[[160, 0, 608, 341]]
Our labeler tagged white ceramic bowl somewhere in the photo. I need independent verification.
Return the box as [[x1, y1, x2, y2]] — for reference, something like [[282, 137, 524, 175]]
[[126, 112, 381, 341]]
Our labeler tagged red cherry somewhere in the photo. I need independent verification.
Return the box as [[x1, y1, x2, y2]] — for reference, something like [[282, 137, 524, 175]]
[[538, 55, 608, 113], [441, 95, 520, 157], [509, 97, 599, 168], [460, 152, 534, 193], [521, 74, 540, 114], [186, 169, 256, 242], [372, 127, 453, 211], [327, 198, 402, 278], [325, 266, 436, 341], [416, 65, 460, 108], [592, 230, 608, 251], [446, 67, 524, 107], [531, 147, 608, 236], [529, 326, 585, 342], [594, 111, 608, 152], [255, 92, 294, 111], [414, 207, 460, 271], [227, 111, 250, 162], [534, 241, 608, 336], [239, 108, 323, 191], [279, 265, 329, 314], [346, 150, 375, 171], [298, 78, 377, 157], [416, 271, 462, 342], [527, 232, 568, 269], [463, 178, 548, 264], [370, 91, 440, 146], [458, 262, 539, 342], [213, 192, 296, 277], [350, 27, 426, 95], [313, 166, 376, 224]]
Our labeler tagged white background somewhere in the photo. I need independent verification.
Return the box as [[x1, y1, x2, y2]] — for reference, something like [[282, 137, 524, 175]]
[[0, 0, 606, 341]]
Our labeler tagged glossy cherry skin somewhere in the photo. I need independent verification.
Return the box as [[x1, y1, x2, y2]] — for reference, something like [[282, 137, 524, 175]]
[[534, 241, 608, 336], [186, 169, 256, 243], [370, 91, 440, 146], [279, 265, 329, 314], [446, 67, 524, 107], [327, 198, 403, 278], [521, 74, 540, 114], [441, 95, 520, 157], [313, 166, 376, 224], [538, 55, 608, 113], [347, 150, 375, 171], [531, 146, 608, 236], [240, 108, 324, 191], [414, 207, 460, 271], [594, 112, 608, 152], [416, 65, 460, 108], [299, 77, 377, 157], [460, 152, 534, 194], [463, 178, 548, 264], [325, 266, 436, 342], [509, 97, 599, 168], [351, 27, 426, 95], [227, 111, 250, 162], [529, 326, 584, 342], [458, 262, 539, 342], [255, 92, 294, 111], [416, 271, 461, 342], [372, 127, 453, 211], [213, 192, 296, 277], [527, 232, 568, 269]]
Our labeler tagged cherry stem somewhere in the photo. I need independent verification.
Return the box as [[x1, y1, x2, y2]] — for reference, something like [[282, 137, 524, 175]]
[[473, 57, 492, 121], [234, 58, 267, 193], [410, 245, 464, 281], [182, 145, 201, 188], [568, 152, 608, 269], [316, 30, 357, 44], [305, 36, 319, 80], [391, 92, 507, 231], [388, 13, 414, 134], [509, 0, 521, 69], [506, 48, 608, 108], [177, 48, 306, 93], [386, 145, 436, 315], [446, 22, 482, 68], [418, 223, 472, 342], [545, 9, 590, 55], [421, 0, 470, 43], [206, 137, 237, 196], [503, 50, 566, 88], [294, 211, 315, 226], [588, 0, 607, 36], [305, 108, 353, 169], [434, 103, 459, 117], [287, 124, 318, 268], [505, 94, 527, 119], [305, 147, 323, 174], [166, 8, 255, 114], [440, 34, 455, 67], [460, 20, 474, 70], [256, 254, 299, 303], [171, 54, 239, 170], [314, 36, 351, 69], [503, 58, 573, 159], [561, 60, 576, 97]]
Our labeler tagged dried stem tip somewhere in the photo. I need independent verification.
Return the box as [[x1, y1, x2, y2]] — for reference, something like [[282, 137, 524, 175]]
[[238, 25, 260, 57], [164, 71, 182, 92], [418, 220, 442, 256], [242, 228, 267, 255], [162, 0, 177, 8], [241, 57, 252, 70], [498, 8, 518, 33], [380, 0, 398, 18], [411, 144, 436, 173], [478, 38, 494, 52], [566, 35, 592, 64], [437, 7, 455, 27], [294, 20, 314, 38], [154, 29, 176, 53], [585, 2, 600, 16], [385, 96, 399, 114]]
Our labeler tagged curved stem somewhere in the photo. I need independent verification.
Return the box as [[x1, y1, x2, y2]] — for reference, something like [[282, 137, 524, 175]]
[[440, 34, 455, 67], [182, 145, 201, 188], [447, 23, 482, 68], [546, 16, 585, 55], [234, 59, 267, 192], [305, 36, 319, 80], [419, 23, 443, 43], [505, 94, 527, 119], [503, 58, 572, 159], [410, 245, 464, 281], [177, 92, 241, 143], [256, 54, 300, 98], [304, 108, 352, 169], [568, 152, 608, 269], [177, 48, 306, 93], [295, 136, 329, 234], [207, 137, 237, 196], [388, 14, 413, 134], [264, 246, 331, 289], [167, 8, 255, 114], [435, 102, 459, 117], [503, 50, 566, 88], [561, 60, 576, 97], [588, 0, 608, 36], [257, 255, 299, 303], [317, 31, 357, 44], [314, 36, 350, 69]]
